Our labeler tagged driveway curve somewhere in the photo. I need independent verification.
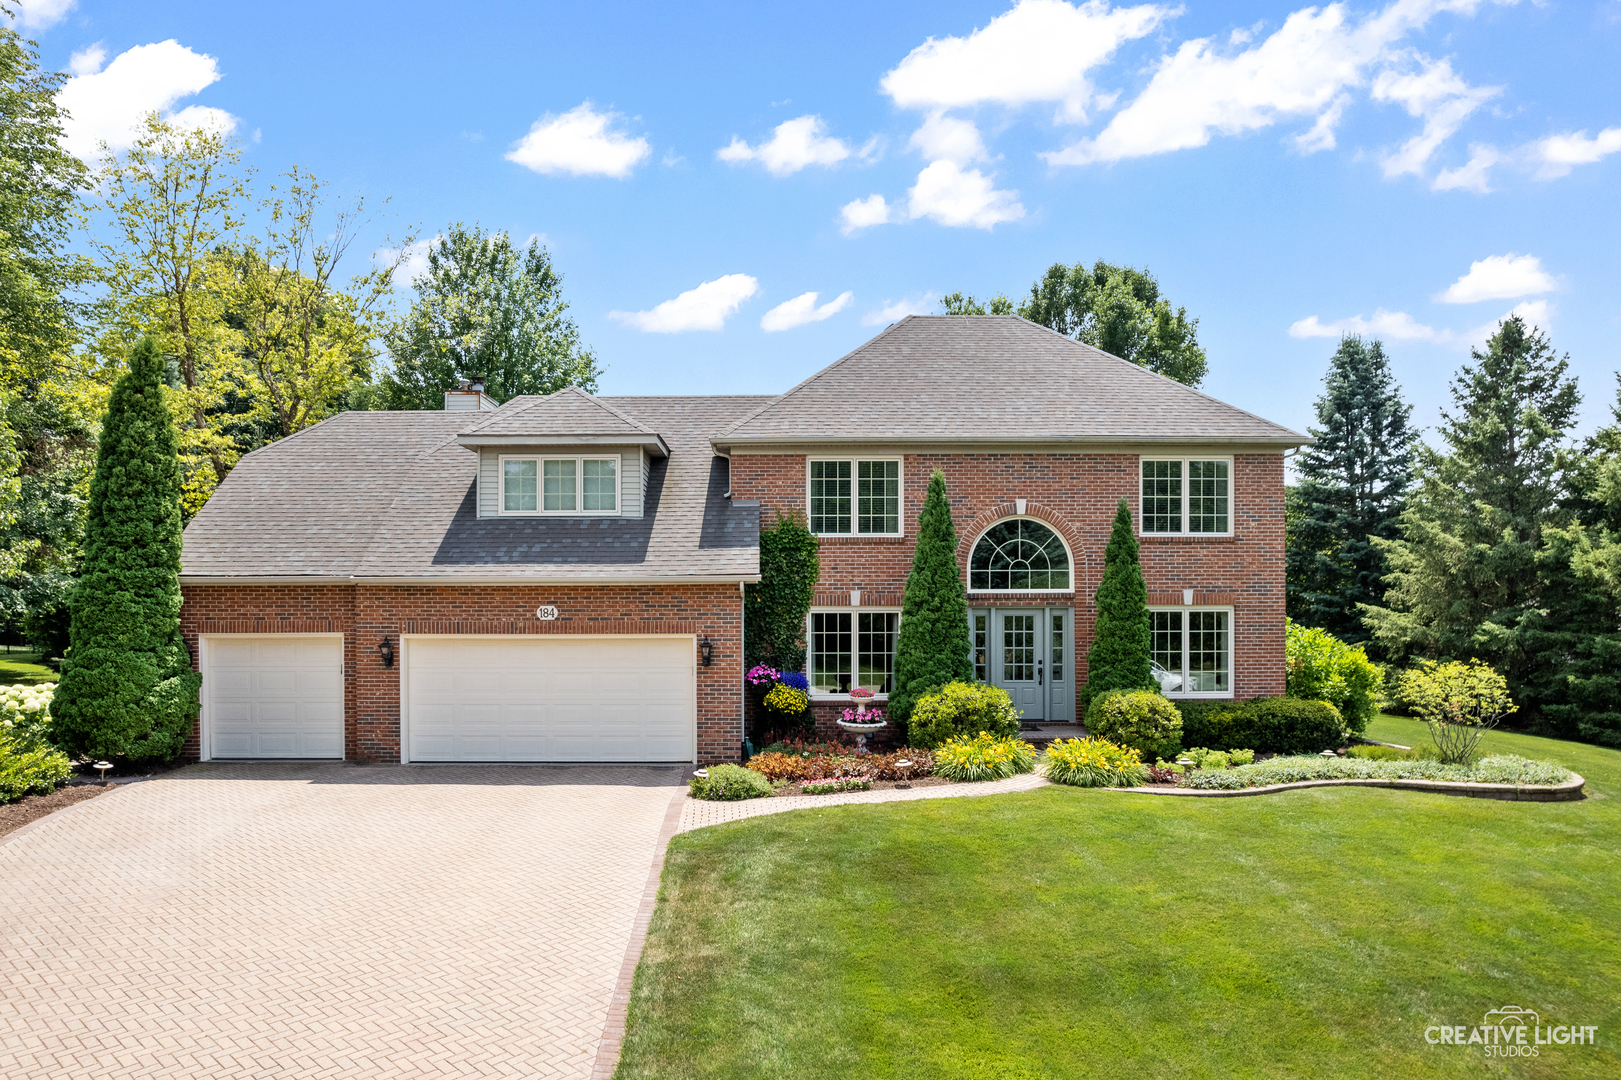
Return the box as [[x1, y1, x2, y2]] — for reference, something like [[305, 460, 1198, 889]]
[[0, 762, 684, 1079]]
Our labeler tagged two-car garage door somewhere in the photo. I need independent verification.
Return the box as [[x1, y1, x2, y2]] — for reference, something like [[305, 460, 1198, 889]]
[[404, 637, 695, 763], [200, 633, 697, 763]]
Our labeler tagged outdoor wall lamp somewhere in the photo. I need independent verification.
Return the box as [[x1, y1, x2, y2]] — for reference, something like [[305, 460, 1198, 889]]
[[699, 635, 714, 667], [379, 635, 394, 668]]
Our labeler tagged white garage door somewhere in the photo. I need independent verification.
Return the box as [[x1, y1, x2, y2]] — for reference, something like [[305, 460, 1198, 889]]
[[205, 636, 345, 759], [405, 636, 695, 763]]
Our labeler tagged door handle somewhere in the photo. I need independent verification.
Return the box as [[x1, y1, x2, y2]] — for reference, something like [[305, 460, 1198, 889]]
[[1038, 659, 1044, 686]]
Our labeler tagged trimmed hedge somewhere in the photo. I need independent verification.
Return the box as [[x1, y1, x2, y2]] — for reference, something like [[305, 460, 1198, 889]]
[[1086, 690, 1183, 760], [907, 682, 1020, 748], [1176, 696, 1346, 755]]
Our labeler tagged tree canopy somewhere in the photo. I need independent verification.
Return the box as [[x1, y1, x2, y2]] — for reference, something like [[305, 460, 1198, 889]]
[[376, 224, 602, 409]]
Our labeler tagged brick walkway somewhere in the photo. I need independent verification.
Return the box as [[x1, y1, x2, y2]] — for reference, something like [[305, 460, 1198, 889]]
[[0, 762, 684, 1079], [677, 772, 1051, 832]]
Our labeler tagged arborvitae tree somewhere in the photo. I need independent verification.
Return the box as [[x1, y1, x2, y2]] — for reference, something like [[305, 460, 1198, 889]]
[[49, 337, 200, 761], [1365, 317, 1580, 675], [889, 469, 973, 725], [1286, 337, 1415, 649], [1087, 500, 1153, 696], [743, 511, 819, 673]]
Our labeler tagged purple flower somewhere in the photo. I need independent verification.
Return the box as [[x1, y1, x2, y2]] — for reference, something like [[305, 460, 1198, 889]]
[[779, 671, 810, 691]]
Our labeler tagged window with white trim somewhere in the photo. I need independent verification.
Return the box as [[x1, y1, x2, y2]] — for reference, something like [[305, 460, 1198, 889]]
[[1149, 606, 1232, 697], [500, 455, 617, 515], [808, 610, 899, 694], [1140, 458, 1231, 534], [968, 518, 1072, 591], [808, 459, 900, 535]]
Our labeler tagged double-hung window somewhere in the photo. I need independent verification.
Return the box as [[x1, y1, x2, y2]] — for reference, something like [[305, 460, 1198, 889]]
[[808, 459, 901, 535], [1140, 458, 1231, 535], [501, 455, 618, 515], [1149, 606, 1232, 697], [808, 610, 899, 695]]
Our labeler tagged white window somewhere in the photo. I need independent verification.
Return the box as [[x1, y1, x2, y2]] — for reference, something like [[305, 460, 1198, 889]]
[[1140, 458, 1232, 535], [807, 609, 899, 695], [500, 455, 618, 515], [1149, 606, 1233, 698], [807, 459, 901, 535]]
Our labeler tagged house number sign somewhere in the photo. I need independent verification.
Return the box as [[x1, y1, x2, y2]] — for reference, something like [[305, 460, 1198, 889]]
[[536, 605, 559, 621]]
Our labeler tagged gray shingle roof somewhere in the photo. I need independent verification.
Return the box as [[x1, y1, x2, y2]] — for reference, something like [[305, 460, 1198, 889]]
[[181, 398, 771, 582], [461, 385, 657, 438], [715, 315, 1307, 446]]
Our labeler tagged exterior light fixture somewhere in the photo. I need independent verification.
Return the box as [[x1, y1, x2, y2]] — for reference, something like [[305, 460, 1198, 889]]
[[699, 635, 714, 667], [380, 636, 395, 668]]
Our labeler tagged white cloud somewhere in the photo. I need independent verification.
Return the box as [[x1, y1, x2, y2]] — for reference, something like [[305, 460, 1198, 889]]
[[1371, 54, 1499, 177], [862, 294, 938, 326], [908, 111, 990, 165], [506, 102, 650, 178], [57, 40, 237, 160], [881, 0, 1174, 122], [67, 43, 105, 76], [716, 115, 871, 176], [839, 193, 896, 234], [1532, 126, 1621, 179], [376, 236, 437, 292], [1291, 93, 1351, 152], [609, 274, 760, 333], [760, 291, 854, 332], [1432, 142, 1502, 191], [1045, 0, 1500, 167], [906, 160, 1025, 229], [6, 0, 76, 31], [1435, 253, 1556, 304], [1289, 308, 1444, 341]]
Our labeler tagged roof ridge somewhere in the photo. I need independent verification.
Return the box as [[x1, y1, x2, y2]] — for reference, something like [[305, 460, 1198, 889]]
[[1012, 316, 1308, 439], [459, 384, 655, 436], [714, 316, 917, 439], [572, 386, 657, 433]]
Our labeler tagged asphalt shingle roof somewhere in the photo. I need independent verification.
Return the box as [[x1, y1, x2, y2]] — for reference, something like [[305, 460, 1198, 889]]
[[181, 398, 771, 582], [715, 315, 1308, 445], [460, 385, 658, 439]]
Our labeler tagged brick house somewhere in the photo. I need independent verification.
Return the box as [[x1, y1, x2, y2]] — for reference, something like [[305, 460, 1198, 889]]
[[179, 315, 1306, 764]]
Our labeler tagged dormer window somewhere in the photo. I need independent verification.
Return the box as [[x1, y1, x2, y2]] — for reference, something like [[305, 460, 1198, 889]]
[[500, 455, 617, 515]]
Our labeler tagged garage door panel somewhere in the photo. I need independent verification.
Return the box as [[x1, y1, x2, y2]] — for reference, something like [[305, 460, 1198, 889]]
[[406, 637, 694, 762], [206, 636, 345, 760]]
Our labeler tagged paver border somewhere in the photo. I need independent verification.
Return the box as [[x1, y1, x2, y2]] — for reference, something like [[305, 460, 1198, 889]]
[[1105, 772, 1587, 801], [592, 781, 688, 1079]]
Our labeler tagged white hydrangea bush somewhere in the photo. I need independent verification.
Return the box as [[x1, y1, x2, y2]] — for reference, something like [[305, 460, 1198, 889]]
[[0, 682, 72, 801], [1, 683, 56, 739]]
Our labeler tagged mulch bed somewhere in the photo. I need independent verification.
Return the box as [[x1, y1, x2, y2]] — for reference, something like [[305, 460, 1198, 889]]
[[0, 782, 118, 840], [771, 776, 960, 797]]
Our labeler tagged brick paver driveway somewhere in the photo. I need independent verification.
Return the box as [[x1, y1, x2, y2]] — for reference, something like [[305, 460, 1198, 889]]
[[0, 762, 685, 1079]]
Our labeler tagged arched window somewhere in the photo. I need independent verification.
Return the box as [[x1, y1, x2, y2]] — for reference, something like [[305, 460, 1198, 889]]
[[969, 519, 1071, 591]]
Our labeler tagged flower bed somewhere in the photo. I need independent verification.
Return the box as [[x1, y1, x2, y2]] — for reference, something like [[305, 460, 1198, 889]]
[[1180, 753, 1573, 791], [932, 733, 1036, 782], [1042, 737, 1146, 788], [801, 777, 871, 795]]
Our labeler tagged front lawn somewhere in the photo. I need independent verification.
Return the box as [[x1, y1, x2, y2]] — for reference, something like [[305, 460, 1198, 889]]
[[0, 650, 55, 686], [616, 715, 1620, 1078]]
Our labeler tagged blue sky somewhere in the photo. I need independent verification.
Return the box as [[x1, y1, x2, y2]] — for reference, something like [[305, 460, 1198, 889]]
[[13, 0, 1621, 442]]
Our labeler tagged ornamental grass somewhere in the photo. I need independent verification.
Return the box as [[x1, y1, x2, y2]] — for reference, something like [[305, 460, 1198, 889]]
[[1042, 737, 1148, 788], [931, 732, 1036, 782]]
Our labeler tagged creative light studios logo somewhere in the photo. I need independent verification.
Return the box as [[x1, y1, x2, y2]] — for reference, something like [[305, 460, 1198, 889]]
[[1426, 1006, 1599, 1058]]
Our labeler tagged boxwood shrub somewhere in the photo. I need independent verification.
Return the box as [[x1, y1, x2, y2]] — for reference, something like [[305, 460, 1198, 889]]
[[907, 682, 1020, 748], [688, 763, 773, 801], [1086, 690, 1183, 760], [1175, 696, 1346, 755]]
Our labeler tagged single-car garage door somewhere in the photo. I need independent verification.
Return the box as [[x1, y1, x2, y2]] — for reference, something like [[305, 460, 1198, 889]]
[[405, 636, 695, 763], [204, 635, 345, 759]]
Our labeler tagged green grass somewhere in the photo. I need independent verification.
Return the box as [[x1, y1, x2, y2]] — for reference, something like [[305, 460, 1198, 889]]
[[616, 715, 1620, 1079], [0, 651, 55, 686]]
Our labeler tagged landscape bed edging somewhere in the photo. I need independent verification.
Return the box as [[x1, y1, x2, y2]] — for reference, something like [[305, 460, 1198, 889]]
[[1107, 772, 1587, 802]]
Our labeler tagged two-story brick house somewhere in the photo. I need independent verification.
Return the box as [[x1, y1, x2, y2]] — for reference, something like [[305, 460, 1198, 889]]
[[178, 315, 1306, 764]]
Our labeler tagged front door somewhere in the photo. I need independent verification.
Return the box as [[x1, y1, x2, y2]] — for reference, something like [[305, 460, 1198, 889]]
[[998, 611, 1045, 721]]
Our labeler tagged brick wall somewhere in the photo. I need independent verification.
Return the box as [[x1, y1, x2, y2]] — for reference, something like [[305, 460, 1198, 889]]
[[731, 450, 1285, 702], [180, 582, 744, 764]]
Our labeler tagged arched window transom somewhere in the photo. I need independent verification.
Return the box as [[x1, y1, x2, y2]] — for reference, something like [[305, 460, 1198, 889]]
[[969, 519, 1071, 591]]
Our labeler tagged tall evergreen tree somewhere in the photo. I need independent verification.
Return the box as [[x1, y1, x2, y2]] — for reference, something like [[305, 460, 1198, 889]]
[[1087, 500, 1153, 696], [1286, 337, 1415, 648], [889, 470, 973, 724], [49, 338, 200, 761], [1364, 317, 1580, 676]]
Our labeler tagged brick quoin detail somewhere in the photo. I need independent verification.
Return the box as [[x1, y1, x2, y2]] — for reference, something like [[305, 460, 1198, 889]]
[[181, 583, 744, 764], [730, 451, 1285, 702]]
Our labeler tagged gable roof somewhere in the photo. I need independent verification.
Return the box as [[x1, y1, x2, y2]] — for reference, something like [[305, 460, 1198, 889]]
[[714, 315, 1307, 447], [180, 397, 770, 583], [457, 385, 669, 455]]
